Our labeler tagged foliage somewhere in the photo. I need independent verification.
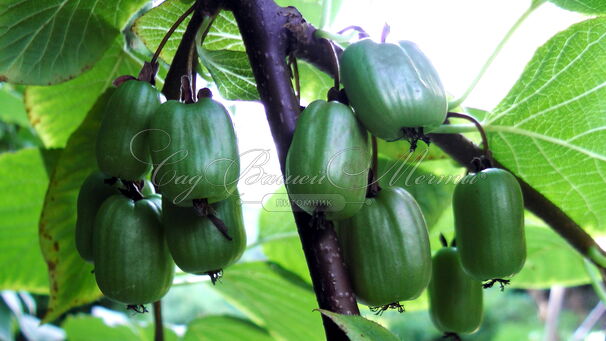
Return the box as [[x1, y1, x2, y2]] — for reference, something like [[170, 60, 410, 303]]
[[0, 0, 604, 339]]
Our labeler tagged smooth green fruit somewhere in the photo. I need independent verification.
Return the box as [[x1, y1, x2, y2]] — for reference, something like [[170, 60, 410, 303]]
[[75, 171, 120, 262], [429, 247, 483, 334], [96, 80, 161, 180], [163, 194, 246, 274], [340, 39, 447, 140], [337, 187, 431, 306], [93, 195, 174, 304], [453, 168, 526, 280], [286, 100, 369, 220], [150, 99, 239, 206]]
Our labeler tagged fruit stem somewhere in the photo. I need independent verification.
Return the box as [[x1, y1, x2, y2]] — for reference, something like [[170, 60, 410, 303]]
[[426, 123, 477, 134], [446, 112, 492, 165], [380, 23, 390, 43], [337, 25, 369, 39], [448, 2, 542, 109], [439, 233, 448, 247], [180, 75, 194, 103], [289, 53, 301, 102], [150, 1, 198, 66], [323, 38, 340, 90], [153, 301, 164, 341], [192, 199, 232, 240], [366, 135, 381, 198], [120, 180, 144, 201], [190, 14, 217, 98]]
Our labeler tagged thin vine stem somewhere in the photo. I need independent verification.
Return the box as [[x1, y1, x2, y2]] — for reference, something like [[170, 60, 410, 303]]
[[151, 2, 198, 65], [289, 54, 301, 102], [381, 23, 390, 43], [337, 25, 369, 39], [153, 301, 164, 341], [448, 2, 543, 109], [371, 136, 378, 180], [366, 135, 381, 198], [446, 112, 491, 162], [323, 38, 340, 90], [585, 260, 606, 305], [428, 123, 478, 134], [188, 14, 216, 99]]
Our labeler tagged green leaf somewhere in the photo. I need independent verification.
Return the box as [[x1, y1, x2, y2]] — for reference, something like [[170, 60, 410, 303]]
[[212, 262, 324, 341], [377, 132, 450, 162], [198, 49, 258, 100], [0, 0, 148, 85], [134, 1, 258, 100], [485, 17, 606, 234], [0, 85, 28, 126], [298, 61, 332, 105], [0, 148, 50, 293], [318, 309, 399, 341], [63, 315, 178, 341], [39, 89, 114, 322], [133, 2, 245, 60], [275, 0, 342, 28], [512, 225, 589, 288], [547, 0, 606, 14], [132, 0, 190, 65], [184, 315, 272, 341], [376, 157, 456, 229], [205, 12, 245, 51], [25, 38, 144, 148], [259, 197, 311, 283], [257, 187, 310, 282]]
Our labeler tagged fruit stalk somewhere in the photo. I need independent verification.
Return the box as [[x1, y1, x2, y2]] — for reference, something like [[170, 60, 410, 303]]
[[153, 301, 164, 341]]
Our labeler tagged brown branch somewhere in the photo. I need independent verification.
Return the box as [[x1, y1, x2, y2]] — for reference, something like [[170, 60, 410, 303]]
[[162, 1, 219, 100], [224, 1, 360, 339]]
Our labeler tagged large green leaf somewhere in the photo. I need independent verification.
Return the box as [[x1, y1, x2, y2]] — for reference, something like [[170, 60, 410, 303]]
[[132, 0, 189, 65], [0, 0, 148, 85], [258, 188, 310, 282], [0, 148, 50, 293], [184, 315, 272, 341], [39, 90, 114, 322], [485, 18, 606, 234], [512, 225, 589, 288], [133, 1, 243, 62], [198, 49, 259, 100], [548, 0, 606, 14], [318, 310, 399, 341], [205, 12, 245, 51], [63, 315, 178, 341], [298, 60, 332, 105], [25, 38, 144, 148], [0, 85, 28, 126], [212, 262, 324, 341]]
